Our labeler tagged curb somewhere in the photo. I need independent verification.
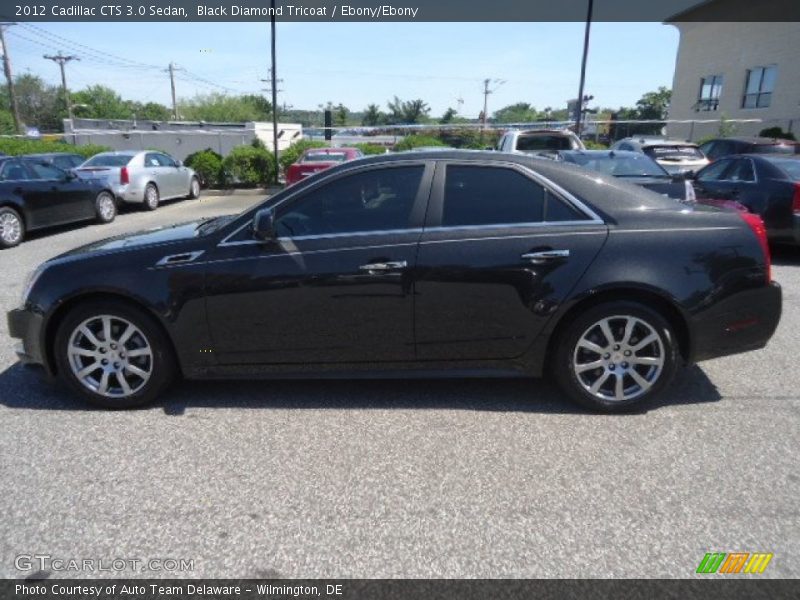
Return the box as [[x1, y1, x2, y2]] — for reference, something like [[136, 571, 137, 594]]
[[204, 186, 283, 196]]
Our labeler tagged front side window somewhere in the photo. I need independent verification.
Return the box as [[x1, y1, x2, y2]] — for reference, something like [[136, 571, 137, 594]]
[[743, 66, 777, 108], [145, 153, 162, 167], [698, 75, 723, 111], [0, 160, 30, 181], [442, 165, 545, 227], [156, 153, 177, 167], [26, 162, 66, 180], [275, 166, 423, 237]]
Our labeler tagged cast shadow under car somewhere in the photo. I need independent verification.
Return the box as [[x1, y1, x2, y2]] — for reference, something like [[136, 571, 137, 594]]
[[0, 361, 722, 415]]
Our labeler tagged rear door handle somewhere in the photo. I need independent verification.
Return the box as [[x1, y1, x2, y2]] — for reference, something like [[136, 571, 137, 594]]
[[358, 261, 408, 272], [521, 250, 570, 263]]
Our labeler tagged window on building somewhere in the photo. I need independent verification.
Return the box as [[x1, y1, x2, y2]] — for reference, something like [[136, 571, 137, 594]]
[[743, 66, 777, 109], [698, 75, 723, 111]]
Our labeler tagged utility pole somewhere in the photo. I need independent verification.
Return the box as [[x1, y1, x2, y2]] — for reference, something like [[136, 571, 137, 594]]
[[269, 0, 279, 185], [0, 23, 22, 133], [481, 78, 505, 130], [44, 53, 79, 121], [575, 0, 594, 137], [164, 62, 182, 120]]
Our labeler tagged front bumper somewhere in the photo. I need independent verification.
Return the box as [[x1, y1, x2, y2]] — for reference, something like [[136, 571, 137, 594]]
[[7, 307, 46, 369], [691, 281, 782, 362]]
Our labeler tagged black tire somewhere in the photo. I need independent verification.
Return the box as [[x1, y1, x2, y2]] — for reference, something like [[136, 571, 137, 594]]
[[188, 177, 201, 199], [54, 301, 176, 409], [0, 206, 24, 248], [94, 191, 117, 224], [143, 183, 159, 211], [553, 301, 678, 413]]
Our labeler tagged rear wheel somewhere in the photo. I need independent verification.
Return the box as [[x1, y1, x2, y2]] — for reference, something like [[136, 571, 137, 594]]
[[0, 206, 24, 248], [554, 301, 678, 412], [94, 191, 117, 224], [144, 183, 159, 211], [188, 177, 201, 199], [54, 301, 176, 408]]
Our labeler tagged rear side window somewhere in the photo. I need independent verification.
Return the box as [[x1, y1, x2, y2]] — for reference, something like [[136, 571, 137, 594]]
[[0, 160, 29, 181], [442, 165, 545, 227], [697, 159, 733, 181]]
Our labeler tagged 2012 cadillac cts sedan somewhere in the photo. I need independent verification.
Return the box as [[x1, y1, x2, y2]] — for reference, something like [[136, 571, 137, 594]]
[[7, 151, 782, 412]]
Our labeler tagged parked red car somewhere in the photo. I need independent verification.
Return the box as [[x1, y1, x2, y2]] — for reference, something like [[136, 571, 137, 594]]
[[285, 147, 363, 185]]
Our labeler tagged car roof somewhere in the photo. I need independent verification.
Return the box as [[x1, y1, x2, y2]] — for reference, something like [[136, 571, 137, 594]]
[[511, 129, 576, 136], [93, 150, 140, 156], [559, 149, 645, 158], [21, 152, 83, 158]]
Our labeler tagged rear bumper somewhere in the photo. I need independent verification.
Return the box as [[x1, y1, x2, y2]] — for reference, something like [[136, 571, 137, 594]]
[[793, 214, 800, 245], [691, 281, 782, 362], [7, 307, 47, 370]]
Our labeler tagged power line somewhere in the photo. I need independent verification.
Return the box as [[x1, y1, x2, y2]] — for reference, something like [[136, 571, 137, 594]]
[[43, 52, 78, 120]]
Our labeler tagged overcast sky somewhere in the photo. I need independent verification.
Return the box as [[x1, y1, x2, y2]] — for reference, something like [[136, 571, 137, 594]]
[[7, 21, 680, 117]]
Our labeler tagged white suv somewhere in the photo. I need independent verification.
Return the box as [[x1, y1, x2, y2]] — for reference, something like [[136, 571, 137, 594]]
[[497, 129, 585, 157]]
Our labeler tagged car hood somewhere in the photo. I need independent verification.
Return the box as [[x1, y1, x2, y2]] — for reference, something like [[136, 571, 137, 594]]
[[54, 220, 204, 260]]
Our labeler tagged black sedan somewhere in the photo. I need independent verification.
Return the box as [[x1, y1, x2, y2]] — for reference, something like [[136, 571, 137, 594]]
[[0, 157, 117, 248], [556, 150, 694, 201], [691, 154, 800, 245], [7, 151, 781, 412]]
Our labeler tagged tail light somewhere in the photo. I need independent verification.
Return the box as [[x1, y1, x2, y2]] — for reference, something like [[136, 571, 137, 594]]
[[120, 166, 129, 185], [792, 182, 800, 216], [739, 212, 771, 283]]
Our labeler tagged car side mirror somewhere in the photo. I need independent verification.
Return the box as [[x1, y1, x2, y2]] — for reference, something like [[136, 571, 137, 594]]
[[175, 160, 183, 167], [63, 169, 76, 181], [252, 208, 276, 242]]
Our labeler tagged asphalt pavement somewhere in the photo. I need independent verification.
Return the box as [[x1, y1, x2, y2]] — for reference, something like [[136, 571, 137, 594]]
[[0, 193, 798, 578]]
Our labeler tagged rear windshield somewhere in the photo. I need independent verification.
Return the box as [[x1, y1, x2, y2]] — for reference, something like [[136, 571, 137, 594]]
[[767, 159, 800, 180], [566, 154, 668, 177], [302, 151, 348, 163], [516, 135, 574, 152], [82, 154, 133, 167], [643, 145, 704, 160], [753, 143, 799, 155]]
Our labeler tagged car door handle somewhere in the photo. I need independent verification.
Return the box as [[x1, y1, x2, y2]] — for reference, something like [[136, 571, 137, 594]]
[[521, 250, 570, 263], [358, 261, 408, 272]]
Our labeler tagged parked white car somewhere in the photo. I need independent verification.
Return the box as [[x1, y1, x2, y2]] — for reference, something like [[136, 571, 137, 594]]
[[76, 150, 201, 210], [610, 138, 709, 176], [497, 129, 585, 157]]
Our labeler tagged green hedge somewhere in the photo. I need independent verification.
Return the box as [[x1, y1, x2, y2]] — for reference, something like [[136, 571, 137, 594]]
[[353, 142, 387, 155], [279, 139, 328, 173], [0, 138, 110, 158], [393, 135, 447, 152], [222, 145, 275, 187], [184, 148, 224, 188]]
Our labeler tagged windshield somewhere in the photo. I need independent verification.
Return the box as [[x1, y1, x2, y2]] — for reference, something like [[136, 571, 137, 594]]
[[516, 135, 574, 152], [766, 158, 800, 180], [302, 151, 349, 163], [566, 154, 669, 177], [643, 145, 704, 160], [196, 214, 237, 235], [81, 154, 133, 167]]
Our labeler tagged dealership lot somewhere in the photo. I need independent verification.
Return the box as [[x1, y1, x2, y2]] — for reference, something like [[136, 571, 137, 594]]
[[0, 195, 798, 578]]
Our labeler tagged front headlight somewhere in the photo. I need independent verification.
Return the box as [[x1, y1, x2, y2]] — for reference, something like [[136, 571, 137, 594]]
[[20, 264, 46, 305]]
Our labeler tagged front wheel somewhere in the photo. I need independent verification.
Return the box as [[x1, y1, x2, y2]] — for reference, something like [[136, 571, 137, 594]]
[[0, 206, 24, 248], [554, 301, 678, 412], [54, 302, 176, 408], [188, 177, 201, 199], [94, 191, 117, 224]]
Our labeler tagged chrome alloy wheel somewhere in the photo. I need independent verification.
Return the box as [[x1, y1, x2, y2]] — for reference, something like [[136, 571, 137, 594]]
[[0, 212, 22, 245], [145, 185, 158, 209], [97, 193, 115, 220], [572, 315, 665, 402], [67, 315, 153, 398]]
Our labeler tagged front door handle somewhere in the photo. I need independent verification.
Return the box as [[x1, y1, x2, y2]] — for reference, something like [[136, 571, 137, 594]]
[[358, 261, 408, 272], [521, 250, 570, 264]]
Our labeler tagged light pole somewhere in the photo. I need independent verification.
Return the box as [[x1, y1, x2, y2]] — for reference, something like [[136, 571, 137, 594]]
[[574, 0, 594, 137], [270, 0, 279, 185]]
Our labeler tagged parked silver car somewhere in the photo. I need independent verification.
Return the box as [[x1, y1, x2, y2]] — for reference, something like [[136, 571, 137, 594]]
[[76, 151, 201, 210]]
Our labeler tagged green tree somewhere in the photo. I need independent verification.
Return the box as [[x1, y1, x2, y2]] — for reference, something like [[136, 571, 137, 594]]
[[71, 85, 131, 119], [386, 96, 430, 124], [14, 74, 65, 131], [177, 92, 273, 122], [334, 103, 348, 126], [492, 102, 539, 124], [439, 107, 458, 124], [129, 101, 172, 121], [362, 103, 383, 126], [635, 86, 672, 120]]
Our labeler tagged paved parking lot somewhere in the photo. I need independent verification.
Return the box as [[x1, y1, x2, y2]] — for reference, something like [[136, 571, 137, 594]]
[[0, 194, 798, 578]]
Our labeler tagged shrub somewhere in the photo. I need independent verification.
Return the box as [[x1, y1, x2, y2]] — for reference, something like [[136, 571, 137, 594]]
[[758, 127, 796, 141], [279, 139, 327, 173], [222, 145, 275, 187], [353, 142, 387, 155], [393, 135, 447, 152], [184, 148, 223, 188], [0, 138, 110, 158], [583, 140, 609, 150]]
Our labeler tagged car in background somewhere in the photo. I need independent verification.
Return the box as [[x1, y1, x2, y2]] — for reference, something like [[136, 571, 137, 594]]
[[698, 137, 800, 161], [690, 154, 800, 245], [75, 150, 200, 211], [0, 156, 117, 248], [557, 150, 696, 202], [22, 152, 86, 171], [610, 138, 709, 176], [497, 129, 585, 157], [8, 151, 780, 412], [285, 147, 363, 185]]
